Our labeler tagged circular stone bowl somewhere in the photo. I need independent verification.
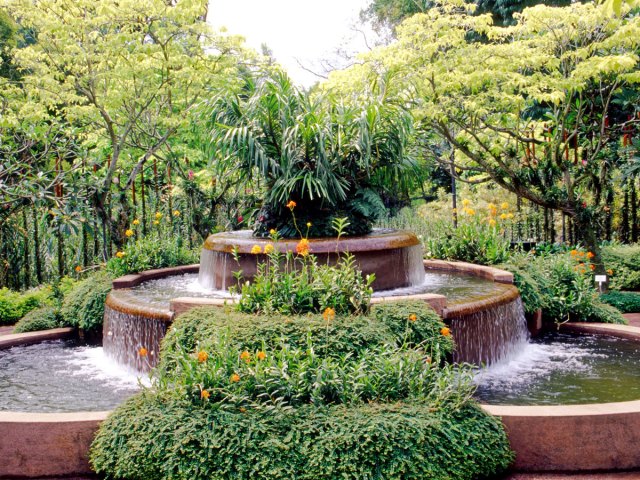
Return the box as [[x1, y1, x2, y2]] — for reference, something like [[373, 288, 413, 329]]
[[481, 322, 640, 472]]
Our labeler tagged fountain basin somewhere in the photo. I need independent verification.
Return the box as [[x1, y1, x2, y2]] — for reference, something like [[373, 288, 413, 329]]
[[199, 229, 425, 291], [481, 322, 640, 472]]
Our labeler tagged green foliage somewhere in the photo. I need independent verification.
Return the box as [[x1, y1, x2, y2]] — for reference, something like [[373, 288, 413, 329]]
[[601, 244, 640, 291], [0, 286, 53, 326], [13, 306, 64, 333], [235, 249, 374, 316], [600, 291, 640, 313], [426, 223, 511, 266], [208, 71, 418, 237], [498, 253, 545, 314], [586, 301, 627, 324], [60, 271, 113, 333], [160, 301, 452, 374], [91, 394, 512, 480], [106, 235, 198, 277]]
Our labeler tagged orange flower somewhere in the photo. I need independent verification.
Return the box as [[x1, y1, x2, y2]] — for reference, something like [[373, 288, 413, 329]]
[[607, 269, 614, 276], [589, 264, 596, 271], [440, 327, 451, 337], [239, 407, 247, 413], [197, 350, 208, 363], [323, 307, 335, 322], [296, 238, 310, 256], [425, 356, 432, 364], [586, 252, 595, 259], [138, 347, 148, 357], [286, 200, 297, 209], [230, 373, 240, 383], [250, 245, 262, 254], [240, 351, 251, 363], [75, 265, 82, 272], [577, 251, 585, 257], [570, 249, 578, 257], [263, 244, 275, 254], [256, 351, 266, 361], [408, 314, 417, 322], [200, 389, 210, 400]]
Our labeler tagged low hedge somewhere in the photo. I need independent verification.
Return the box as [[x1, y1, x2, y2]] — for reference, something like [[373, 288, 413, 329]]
[[91, 393, 512, 480], [13, 306, 64, 333], [602, 244, 640, 291], [160, 301, 453, 373], [60, 271, 113, 333], [600, 291, 640, 314], [0, 286, 53, 326]]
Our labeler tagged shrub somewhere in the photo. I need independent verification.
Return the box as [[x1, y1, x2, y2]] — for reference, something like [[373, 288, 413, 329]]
[[234, 249, 373, 316], [498, 254, 546, 314], [160, 301, 452, 374], [602, 244, 640, 291], [0, 286, 53, 326], [91, 394, 512, 480], [106, 235, 198, 277], [13, 306, 64, 333], [586, 301, 627, 324], [600, 291, 640, 313], [61, 271, 113, 333], [426, 223, 510, 266]]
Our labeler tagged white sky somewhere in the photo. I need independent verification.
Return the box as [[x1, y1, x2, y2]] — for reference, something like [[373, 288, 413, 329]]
[[207, 0, 374, 88]]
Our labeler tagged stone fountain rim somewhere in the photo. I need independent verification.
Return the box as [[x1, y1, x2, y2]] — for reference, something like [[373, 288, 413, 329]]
[[202, 228, 420, 254]]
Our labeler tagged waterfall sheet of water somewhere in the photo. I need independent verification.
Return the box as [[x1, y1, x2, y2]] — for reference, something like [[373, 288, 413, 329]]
[[198, 248, 229, 290], [103, 305, 168, 372], [450, 297, 529, 366]]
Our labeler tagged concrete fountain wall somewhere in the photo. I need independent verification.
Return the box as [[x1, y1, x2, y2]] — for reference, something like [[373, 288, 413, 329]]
[[4, 257, 640, 477]]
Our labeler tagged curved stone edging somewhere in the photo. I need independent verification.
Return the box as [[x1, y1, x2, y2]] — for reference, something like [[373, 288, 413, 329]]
[[0, 327, 75, 350], [0, 411, 107, 478], [423, 259, 514, 284], [481, 322, 640, 472], [443, 284, 520, 319], [105, 291, 174, 321]]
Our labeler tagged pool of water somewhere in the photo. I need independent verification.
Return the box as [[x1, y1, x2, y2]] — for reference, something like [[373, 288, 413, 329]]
[[127, 271, 502, 309], [474, 332, 640, 405], [0, 340, 142, 413]]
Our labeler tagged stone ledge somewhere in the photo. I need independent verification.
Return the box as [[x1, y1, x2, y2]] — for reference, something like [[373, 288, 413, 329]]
[[0, 327, 75, 350], [112, 264, 199, 289]]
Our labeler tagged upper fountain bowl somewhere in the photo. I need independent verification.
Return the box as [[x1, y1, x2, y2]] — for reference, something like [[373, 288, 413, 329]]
[[199, 229, 425, 291]]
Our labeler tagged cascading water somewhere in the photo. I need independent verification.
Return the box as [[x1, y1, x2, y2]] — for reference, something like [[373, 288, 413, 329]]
[[449, 297, 529, 366], [198, 248, 229, 291]]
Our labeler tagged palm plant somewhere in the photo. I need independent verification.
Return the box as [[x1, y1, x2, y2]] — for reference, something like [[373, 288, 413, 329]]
[[205, 70, 417, 237]]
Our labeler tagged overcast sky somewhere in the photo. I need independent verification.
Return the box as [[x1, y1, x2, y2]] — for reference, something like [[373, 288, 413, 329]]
[[207, 0, 374, 88]]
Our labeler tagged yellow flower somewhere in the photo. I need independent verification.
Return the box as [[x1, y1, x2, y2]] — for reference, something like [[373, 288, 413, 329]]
[[197, 351, 208, 363], [116, 251, 125, 258], [462, 199, 471, 207], [125, 229, 134, 237], [286, 200, 297, 209], [75, 265, 82, 272], [501, 202, 509, 210], [240, 351, 251, 363], [250, 245, 262, 254], [256, 351, 266, 361], [488, 218, 497, 226], [440, 327, 451, 337], [464, 208, 475, 216], [269, 229, 277, 235], [306, 222, 312, 227], [173, 210, 180, 217], [138, 347, 148, 357], [408, 314, 417, 322], [452, 208, 457, 213], [506, 213, 514, 219], [296, 238, 310, 256], [230, 373, 240, 383], [500, 213, 508, 220], [155, 212, 162, 219], [263, 244, 275, 254], [153, 220, 160, 225], [200, 389, 210, 400], [323, 307, 336, 322], [132, 219, 140, 225]]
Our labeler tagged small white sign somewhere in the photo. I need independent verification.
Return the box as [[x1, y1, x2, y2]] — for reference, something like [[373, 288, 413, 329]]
[[594, 275, 607, 282]]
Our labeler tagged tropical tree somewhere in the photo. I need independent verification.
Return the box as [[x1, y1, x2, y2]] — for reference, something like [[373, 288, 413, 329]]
[[330, 0, 640, 270], [207, 70, 419, 237]]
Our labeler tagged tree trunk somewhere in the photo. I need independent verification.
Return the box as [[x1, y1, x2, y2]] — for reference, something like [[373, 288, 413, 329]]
[[22, 209, 30, 288], [632, 176, 638, 243], [33, 207, 42, 284]]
